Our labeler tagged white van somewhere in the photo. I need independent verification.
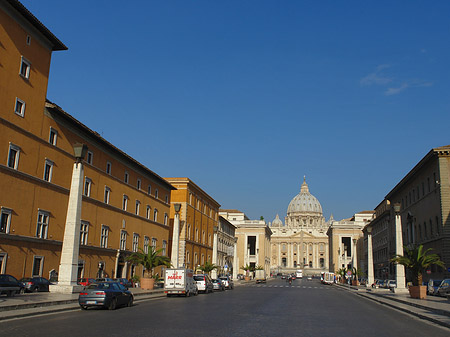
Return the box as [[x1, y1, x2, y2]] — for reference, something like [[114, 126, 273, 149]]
[[164, 268, 198, 297]]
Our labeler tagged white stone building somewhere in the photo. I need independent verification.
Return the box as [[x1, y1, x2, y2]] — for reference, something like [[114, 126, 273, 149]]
[[270, 178, 331, 275]]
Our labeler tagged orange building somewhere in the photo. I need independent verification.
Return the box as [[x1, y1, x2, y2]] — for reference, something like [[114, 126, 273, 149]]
[[0, 0, 174, 281], [164, 178, 220, 271]]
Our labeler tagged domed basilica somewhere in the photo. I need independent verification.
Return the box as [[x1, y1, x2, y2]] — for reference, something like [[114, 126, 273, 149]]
[[270, 177, 331, 275]]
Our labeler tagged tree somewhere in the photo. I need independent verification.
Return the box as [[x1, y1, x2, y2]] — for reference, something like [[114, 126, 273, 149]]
[[391, 245, 444, 286], [198, 261, 217, 275], [126, 247, 171, 278], [260, 216, 264, 221], [255, 265, 264, 270]]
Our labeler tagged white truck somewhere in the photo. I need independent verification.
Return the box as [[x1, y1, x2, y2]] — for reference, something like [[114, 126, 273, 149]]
[[255, 269, 266, 283], [164, 268, 198, 297]]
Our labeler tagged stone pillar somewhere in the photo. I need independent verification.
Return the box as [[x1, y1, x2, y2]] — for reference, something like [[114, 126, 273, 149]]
[[393, 206, 408, 293], [278, 243, 281, 267], [50, 162, 84, 293], [171, 210, 180, 268], [114, 249, 120, 278], [367, 229, 374, 287], [211, 229, 218, 279]]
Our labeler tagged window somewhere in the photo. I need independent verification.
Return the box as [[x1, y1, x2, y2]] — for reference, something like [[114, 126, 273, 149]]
[[86, 151, 93, 165], [0, 253, 7, 273], [195, 228, 199, 241], [101, 225, 109, 248], [137, 179, 141, 190], [0, 208, 12, 233], [80, 221, 89, 245], [148, 185, 151, 195], [151, 238, 157, 250], [165, 195, 168, 203], [155, 189, 159, 199], [202, 231, 205, 244], [146, 205, 151, 219], [7, 143, 20, 169], [49, 128, 57, 146], [162, 240, 167, 256], [208, 234, 211, 246], [120, 230, 127, 250], [36, 211, 49, 239], [187, 224, 191, 240], [26, 35, 31, 45], [104, 186, 111, 204], [122, 195, 128, 211], [106, 161, 111, 175], [153, 209, 158, 222], [19, 56, 31, 79], [133, 233, 139, 252], [43, 159, 53, 182], [135, 200, 140, 215], [84, 177, 91, 197], [124, 171, 129, 183], [189, 193, 192, 205], [32, 256, 44, 277], [144, 236, 149, 254], [164, 213, 168, 226], [14, 98, 25, 117]]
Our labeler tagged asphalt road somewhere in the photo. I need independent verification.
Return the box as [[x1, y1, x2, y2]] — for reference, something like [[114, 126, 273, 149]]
[[1, 278, 448, 337]]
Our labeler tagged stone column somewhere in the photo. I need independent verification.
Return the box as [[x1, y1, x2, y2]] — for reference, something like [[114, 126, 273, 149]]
[[211, 228, 218, 279], [171, 206, 181, 268], [50, 162, 84, 293], [367, 229, 374, 287], [393, 204, 408, 293], [278, 243, 281, 267]]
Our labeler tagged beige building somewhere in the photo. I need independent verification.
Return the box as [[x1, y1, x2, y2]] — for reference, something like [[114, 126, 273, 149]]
[[365, 145, 450, 282], [327, 211, 374, 276], [219, 210, 271, 277], [212, 216, 236, 278], [270, 178, 330, 275]]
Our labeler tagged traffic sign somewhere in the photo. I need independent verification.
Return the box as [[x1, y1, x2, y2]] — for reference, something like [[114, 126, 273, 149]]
[[347, 271, 352, 276]]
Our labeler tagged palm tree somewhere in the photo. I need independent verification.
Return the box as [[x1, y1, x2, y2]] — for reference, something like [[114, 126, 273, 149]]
[[198, 261, 217, 275], [126, 247, 171, 278], [391, 245, 444, 286]]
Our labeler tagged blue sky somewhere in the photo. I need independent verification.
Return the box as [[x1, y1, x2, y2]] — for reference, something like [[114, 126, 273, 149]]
[[21, 0, 450, 222]]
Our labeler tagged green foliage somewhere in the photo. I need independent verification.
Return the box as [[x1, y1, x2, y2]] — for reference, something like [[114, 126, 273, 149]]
[[255, 265, 264, 270], [126, 247, 171, 278], [260, 216, 264, 221], [391, 245, 444, 286], [198, 261, 217, 275], [130, 274, 140, 283]]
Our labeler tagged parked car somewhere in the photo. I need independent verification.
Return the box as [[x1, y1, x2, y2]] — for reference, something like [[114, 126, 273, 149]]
[[436, 279, 450, 297], [237, 274, 245, 280], [212, 279, 225, 291], [78, 278, 95, 287], [387, 280, 397, 289], [19, 277, 52, 292], [78, 282, 133, 310], [427, 279, 443, 295], [95, 278, 114, 282], [193, 274, 213, 293], [219, 276, 234, 289], [0, 274, 23, 296], [113, 278, 132, 288]]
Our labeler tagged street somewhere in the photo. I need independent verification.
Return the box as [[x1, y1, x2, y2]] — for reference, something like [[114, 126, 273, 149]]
[[1, 278, 448, 337]]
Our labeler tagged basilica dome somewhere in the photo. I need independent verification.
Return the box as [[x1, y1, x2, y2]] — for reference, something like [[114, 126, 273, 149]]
[[287, 177, 323, 215]]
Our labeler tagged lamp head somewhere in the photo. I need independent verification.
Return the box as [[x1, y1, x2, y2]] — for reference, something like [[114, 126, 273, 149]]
[[73, 143, 88, 163], [174, 203, 181, 213]]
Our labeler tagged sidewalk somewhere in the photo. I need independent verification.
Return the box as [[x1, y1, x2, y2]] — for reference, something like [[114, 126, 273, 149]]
[[335, 283, 450, 329]]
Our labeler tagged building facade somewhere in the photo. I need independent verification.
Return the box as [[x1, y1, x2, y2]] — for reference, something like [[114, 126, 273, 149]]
[[214, 216, 236, 277], [270, 178, 330, 275], [0, 0, 174, 281], [219, 209, 272, 277], [165, 178, 220, 272], [327, 211, 374, 276]]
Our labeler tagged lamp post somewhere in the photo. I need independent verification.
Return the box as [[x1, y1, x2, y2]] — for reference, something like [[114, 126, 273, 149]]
[[211, 225, 218, 279], [393, 202, 407, 293], [50, 143, 87, 293], [171, 203, 181, 268], [366, 226, 374, 287]]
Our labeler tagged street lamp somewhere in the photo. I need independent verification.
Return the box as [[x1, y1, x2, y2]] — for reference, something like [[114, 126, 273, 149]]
[[393, 201, 407, 293], [366, 225, 374, 287], [73, 143, 88, 163], [171, 203, 182, 268]]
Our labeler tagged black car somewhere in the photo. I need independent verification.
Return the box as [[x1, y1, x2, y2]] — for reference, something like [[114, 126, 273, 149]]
[[19, 277, 52, 292], [79, 282, 133, 310], [0, 274, 23, 296], [113, 278, 132, 288]]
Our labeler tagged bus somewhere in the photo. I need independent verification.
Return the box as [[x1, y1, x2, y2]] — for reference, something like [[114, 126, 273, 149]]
[[296, 270, 303, 279]]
